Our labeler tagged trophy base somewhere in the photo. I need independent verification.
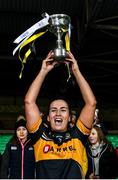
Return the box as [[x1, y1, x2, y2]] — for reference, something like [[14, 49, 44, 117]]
[[53, 48, 67, 62]]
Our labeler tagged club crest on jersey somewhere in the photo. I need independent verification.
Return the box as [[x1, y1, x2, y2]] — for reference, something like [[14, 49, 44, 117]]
[[43, 145, 50, 153]]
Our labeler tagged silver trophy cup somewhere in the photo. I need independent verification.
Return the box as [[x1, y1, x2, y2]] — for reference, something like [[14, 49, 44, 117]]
[[48, 14, 71, 61]]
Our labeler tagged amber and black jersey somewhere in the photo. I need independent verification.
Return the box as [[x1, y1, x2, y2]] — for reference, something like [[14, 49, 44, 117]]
[[29, 117, 90, 179]]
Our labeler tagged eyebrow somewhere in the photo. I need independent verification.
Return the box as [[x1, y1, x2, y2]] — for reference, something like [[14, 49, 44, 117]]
[[50, 107, 68, 110]]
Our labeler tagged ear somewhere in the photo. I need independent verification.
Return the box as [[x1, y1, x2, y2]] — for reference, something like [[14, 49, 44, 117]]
[[47, 116, 50, 122]]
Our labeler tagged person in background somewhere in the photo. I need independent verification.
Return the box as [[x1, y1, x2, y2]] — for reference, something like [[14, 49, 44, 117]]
[[93, 108, 108, 135], [0, 115, 35, 179], [86, 124, 118, 179], [0, 152, 2, 168], [116, 146, 118, 158], [70, 110, 77, 128], [93, 109, 99, 125], [24, 51, 96, 179]]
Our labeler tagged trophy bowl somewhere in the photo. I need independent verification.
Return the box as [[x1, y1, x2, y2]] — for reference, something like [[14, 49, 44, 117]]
[[48, 14, 71, 61]]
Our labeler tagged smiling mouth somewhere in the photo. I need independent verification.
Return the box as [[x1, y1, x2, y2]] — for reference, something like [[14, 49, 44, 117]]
[[54, 118, 63, 125]]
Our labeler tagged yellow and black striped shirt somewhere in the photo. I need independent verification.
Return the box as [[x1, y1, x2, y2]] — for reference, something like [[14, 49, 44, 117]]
[[28, 117, 90, 179]]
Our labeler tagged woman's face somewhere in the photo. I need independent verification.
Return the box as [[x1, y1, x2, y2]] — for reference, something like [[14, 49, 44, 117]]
[[89, 128, 99, 145], [47, 99, 70, 132], [16, 126, 28, 142]]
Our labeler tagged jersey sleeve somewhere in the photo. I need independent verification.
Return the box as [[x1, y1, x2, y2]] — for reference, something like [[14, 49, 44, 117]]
[[76, 119, 91, 135], [27, 116, 42, 133]]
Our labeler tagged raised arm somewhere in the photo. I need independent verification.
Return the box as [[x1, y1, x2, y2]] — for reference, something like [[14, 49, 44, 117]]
[[66, 51, 97, 129], [24, 51, 57, 129]]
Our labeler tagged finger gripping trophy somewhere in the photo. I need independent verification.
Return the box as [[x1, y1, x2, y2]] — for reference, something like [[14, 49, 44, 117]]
[[48, 14, 71, 61]]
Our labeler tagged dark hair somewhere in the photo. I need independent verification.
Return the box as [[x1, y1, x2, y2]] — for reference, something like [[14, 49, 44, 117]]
[[8, 134, 20, 144], [46, 96, 72, 116]]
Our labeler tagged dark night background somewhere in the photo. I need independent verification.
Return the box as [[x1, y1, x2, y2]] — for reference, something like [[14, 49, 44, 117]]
[[0, 0, 118, 130]]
